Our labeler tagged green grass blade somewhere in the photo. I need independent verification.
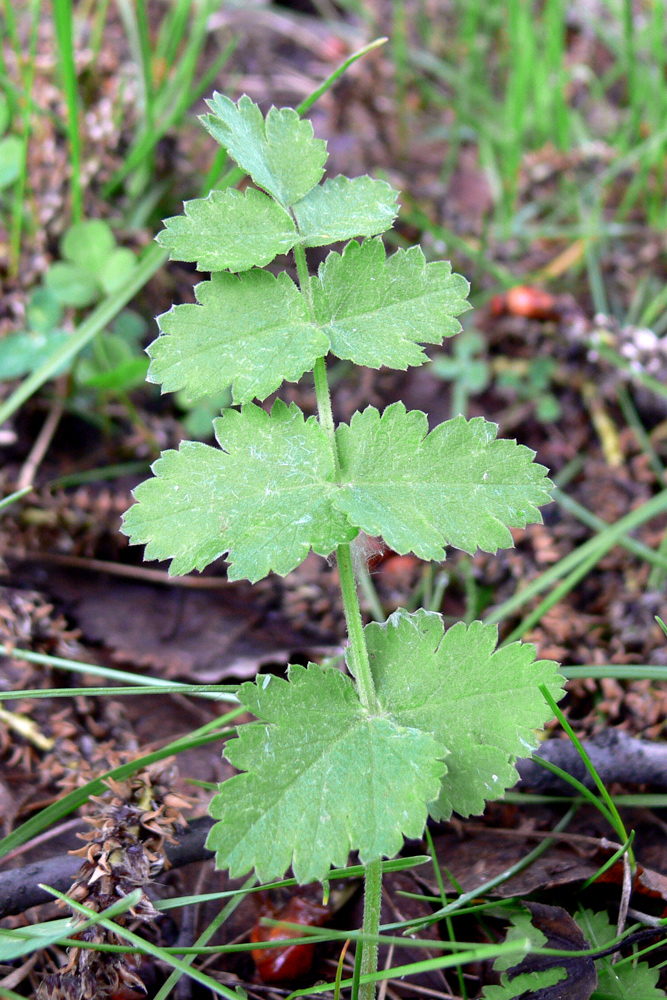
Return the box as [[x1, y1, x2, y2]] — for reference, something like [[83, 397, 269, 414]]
[[52, 0, 82, 221], [539, 683, 633, 861], [486, 489, 667, 628], [0, 486, 32, 511], [0, 643, 239, 701]]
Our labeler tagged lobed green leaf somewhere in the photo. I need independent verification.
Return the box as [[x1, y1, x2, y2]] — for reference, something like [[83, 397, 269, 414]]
[[120, 441, 231, 576], [122, 400, 357, 581], [576, 910, 663, 999], [335, 403, 552, 560], [207, 610, 561, 882], [312, 238, 470, 369], [202, 93, 327, 208], [206, 661, 447, 883], [365, 609, 564, 819], [148, 270, 328, 404], [293, 176, 398, 246], [123, 403, 552, 582], [156, 188, 296, 272]]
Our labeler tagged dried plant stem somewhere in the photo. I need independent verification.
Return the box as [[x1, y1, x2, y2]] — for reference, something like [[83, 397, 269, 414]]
[[16, 375, 68, 490]]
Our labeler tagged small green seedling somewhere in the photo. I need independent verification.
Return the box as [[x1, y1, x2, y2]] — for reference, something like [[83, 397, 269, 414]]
[[496, 356, 562, 424], [45, 218, 137, 308], [0, 288, 69, 381], [74, 309, 149, 394], [431, 329, 491, 417], [122, 93, 564, 997]]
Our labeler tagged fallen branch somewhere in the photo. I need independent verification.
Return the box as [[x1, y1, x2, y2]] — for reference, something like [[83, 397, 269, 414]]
[[0, 816, 213, 919], [517, 730, 667, 793]]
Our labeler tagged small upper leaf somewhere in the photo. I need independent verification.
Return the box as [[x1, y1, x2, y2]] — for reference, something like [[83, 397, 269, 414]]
[[206, 661, 447, 883], [365, 610, 564, 819], [293, 176, 398, 246], [156, 188, 296, 272], [148, 270, 328, 404], [312, 238, 470, 368], [202, 93, 327, 208], [335, 404, 552, 560]]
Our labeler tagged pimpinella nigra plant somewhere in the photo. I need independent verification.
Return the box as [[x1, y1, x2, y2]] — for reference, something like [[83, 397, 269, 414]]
[[122, 93, 565, 997]]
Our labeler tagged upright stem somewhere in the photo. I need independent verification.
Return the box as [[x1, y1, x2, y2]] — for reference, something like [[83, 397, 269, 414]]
[[295, 241, 381, 999], [337, 542, 377, 711], [359, 858, 382, 1000]]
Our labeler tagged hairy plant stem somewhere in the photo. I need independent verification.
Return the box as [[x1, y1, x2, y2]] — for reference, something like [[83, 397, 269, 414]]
[[294, 242, 381, 998], [359, 858, 382, 1000], [336, 542, 377, 711]]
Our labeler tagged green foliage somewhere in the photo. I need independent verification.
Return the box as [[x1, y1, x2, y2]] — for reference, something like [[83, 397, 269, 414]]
[[0, 92, 22, 190], [485, 906, 664, 1000], [175, 388, 232, 440], [431, 330, 491, 417], [45, 219, 138, 308], [202, 94, 327, 209], [122, 94, 561, 906], [124, 401, 551, 581], [208, 652, 446, 883], [496, 357, 562, 424], [149, 270, 328, 403], [366, 611, 562, 819], [576, 910, 663, 1000], [74, 310, 149, 393], [208, 610, 562, 882], [483, 968, 567, 999], [0, 288, 68, 380], [312, 238, 470, 368]]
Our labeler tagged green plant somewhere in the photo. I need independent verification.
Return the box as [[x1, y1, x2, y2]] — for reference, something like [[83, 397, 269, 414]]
[[45, 218, 138, 309], [0, 90, 22, 191], [430, 329, 491, 418], [496, 356, 562, 424], [121, 93, 564, 997], [0, 287, 68, 380]]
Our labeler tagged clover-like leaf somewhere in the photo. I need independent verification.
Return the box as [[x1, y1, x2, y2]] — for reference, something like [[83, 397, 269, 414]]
[[157, 188, 296, 272], [122, 401, 357, 581], [312, 238, 470, 368], [206, 662, 447, 883], [293, 176, 398, 246], [365, 610, 564, 819], [148, 271, 328, 403], [202, 93, 327, 208], [335, 404, 552, 560]]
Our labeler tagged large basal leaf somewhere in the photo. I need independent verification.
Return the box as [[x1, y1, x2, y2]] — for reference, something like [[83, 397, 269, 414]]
[[365, 609, 564, 819], [156, 188, 296, 272], [148, 270, 328, 404], [335, 403, 552, 560], [206, 662, 447, 883], [312, 238, 470, 368], [122, 401, 357, 581], [123, 403, 552, 583], [293, 176, 398, 246], [202, 93, 327, 208]]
